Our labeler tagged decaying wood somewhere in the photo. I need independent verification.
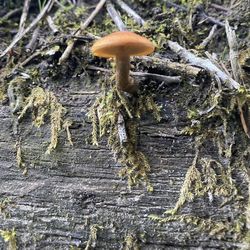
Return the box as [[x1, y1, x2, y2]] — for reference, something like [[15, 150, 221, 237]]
[[0, 1, 249, 249], [106, 0, 127, 31], [168, 40, 240, 89]]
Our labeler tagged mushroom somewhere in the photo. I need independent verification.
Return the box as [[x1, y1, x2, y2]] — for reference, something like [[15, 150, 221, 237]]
[[91, 31, 155, 94]]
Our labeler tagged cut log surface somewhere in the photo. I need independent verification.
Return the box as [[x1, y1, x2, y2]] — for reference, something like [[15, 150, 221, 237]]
[[0, 77, 244, 249]]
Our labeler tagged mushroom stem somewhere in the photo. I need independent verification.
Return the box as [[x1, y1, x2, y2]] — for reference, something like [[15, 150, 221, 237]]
[[116, 55, 136, 93]]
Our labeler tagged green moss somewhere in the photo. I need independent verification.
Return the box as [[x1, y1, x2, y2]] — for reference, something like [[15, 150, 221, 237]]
[[123, 233, 140, 250], [0, 198, 11, 219], [84, 224, 103, 250], [18, 86, 67, 154], [89, 77, 161, 189], [0, 228, 17, 250], [150, 213, 246, 241]]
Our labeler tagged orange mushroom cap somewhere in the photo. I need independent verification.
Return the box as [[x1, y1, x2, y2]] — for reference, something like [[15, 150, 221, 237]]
[[91, 31, 155, 58]]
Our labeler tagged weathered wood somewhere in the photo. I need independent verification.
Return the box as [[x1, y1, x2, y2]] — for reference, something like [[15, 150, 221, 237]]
[[0, 74, 246, 249]]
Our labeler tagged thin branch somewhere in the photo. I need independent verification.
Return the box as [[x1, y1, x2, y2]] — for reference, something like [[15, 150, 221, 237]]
[[0, 0, 55, 58], [199, 24, 217, 48], [210, 3, 229, 12], [168, 40, 240, 89], [58, 0, 106, 64], [225, 20, 243, 83], [137, 56, 202, 78], [25, 26, 40, 52], [116, 0, 145, 25], [199, 12, 225, 27], [46, 15, 59, 35], [0, 8, 22, 22], [87, 65, 181, 83], [16, 0, 31, 36], [225, 20, 249, 138], [106, 0, 127, 31]]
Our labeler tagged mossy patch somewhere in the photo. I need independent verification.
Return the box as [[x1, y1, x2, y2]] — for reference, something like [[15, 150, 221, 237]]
[[88, 77, 161, 190]]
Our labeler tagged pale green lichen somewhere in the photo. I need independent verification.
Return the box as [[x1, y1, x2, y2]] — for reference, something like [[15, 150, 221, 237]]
[[123, 233, 140, 250], [0, 228, 17, 250], [0, 198, 11, 219]]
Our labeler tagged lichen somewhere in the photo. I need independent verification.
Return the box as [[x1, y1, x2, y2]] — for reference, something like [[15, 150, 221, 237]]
[[0, 228, 17, 250]]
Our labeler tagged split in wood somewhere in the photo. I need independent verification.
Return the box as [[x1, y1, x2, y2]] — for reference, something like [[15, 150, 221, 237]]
[[87, 65, 181, 84]]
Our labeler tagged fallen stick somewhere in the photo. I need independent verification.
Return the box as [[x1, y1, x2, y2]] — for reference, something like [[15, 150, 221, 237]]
[[106, 0, 127, 31], [116, 0, 145, 25], [0, 8, 22, 22], [87, 65, 181, 84], [0, 0, 55, 58], [199, 24, 217, 48], [58, 0, 106, 64], [25, 26, 40, 52], [16, 0, 31, 36], [225, 20, 249, 138], [168, 40, 240, 89], [137, 56, 202, 78], [46, 15, 59, 35]]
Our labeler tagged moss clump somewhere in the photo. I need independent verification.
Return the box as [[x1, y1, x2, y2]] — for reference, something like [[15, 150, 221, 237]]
[[89, 78, 161, 190], [84, 224, 103, 250], [0, 228, 17, 250], [123, 233, 140, 250], [150, 213, 246, 241], [0, 198, 11, 219], [18, 86, 67, 154]]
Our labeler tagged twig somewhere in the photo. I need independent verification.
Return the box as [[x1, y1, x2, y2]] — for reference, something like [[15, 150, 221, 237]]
[[58, 0, 106, 64], [25, 26, 40, 52], [225, 20, 243, 83], [210, 3, 229, 12], [0, 0, 55, 58], [199, 12, 225, 27], [20, 51, 41, 67], [46, 15, 59, 35], [106, 0, 127, 31], [116, 0, 145, 25], [87, 65, 181, 83], [137, 56, 202, 78], [118, 112, 128, 144], [16, 0, 31, 36], [163, 2, 224, 26], [0, 8, 22, 22], [199, 24, 217, 48], [225, 20, 249, 138], [168, 40, 240, 89]]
